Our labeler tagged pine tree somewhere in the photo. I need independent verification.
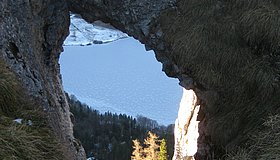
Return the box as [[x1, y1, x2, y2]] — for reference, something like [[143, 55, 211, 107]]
[[131, 139, 144, 160], [159, 139, 168, 160], [144, 131, 160, 160]]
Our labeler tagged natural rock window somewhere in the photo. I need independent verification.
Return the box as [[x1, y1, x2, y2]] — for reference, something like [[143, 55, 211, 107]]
[[60, 14, 182, 125]]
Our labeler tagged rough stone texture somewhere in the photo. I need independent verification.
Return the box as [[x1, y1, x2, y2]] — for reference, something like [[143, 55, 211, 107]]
[[65, 0, 190, 89], [1, 0, 280, 159], [0, 0, 85, 159], [66, 0, 280, 159]]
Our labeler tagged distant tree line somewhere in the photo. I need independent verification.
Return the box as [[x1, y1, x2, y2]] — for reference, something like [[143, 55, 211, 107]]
[[66, 93, 175, 160]]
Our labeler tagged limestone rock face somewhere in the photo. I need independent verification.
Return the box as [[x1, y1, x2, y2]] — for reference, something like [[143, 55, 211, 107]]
[[173, 89, 200, 160], [0, 0, 85, 159], [1, 0, 280, 159]]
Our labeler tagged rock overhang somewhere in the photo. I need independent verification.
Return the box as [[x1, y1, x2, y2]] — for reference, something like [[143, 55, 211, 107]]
[[1, 0, 280, 159]]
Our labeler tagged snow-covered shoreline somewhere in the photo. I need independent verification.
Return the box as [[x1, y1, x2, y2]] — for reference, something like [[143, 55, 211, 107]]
[[64, 14, 128, 46], [60, 38, 182, 125]]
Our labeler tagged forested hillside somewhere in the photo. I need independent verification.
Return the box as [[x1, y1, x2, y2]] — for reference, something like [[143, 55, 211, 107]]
[[66, 93, 174, 160]]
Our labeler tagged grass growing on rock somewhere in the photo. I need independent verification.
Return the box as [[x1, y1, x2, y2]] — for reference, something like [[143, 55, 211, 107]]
[[159, 0, 280, 158], [0, 62, 20, 115], [225, 114, 280, 160], [0, 60, 63, 160]]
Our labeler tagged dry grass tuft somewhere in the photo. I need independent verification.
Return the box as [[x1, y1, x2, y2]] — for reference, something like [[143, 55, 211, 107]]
[[225, 114, 280, 160], [0, 59, 63, 160], [0, 122, 62, 160], [159, 0, 280, 157], [225, 148, 251, 160], [250, 114, 280, 160], [0, 61, 20, 115]]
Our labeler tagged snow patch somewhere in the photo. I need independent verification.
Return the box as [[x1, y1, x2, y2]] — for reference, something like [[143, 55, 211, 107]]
[[64, 14, 128, 46], [13, 118, 33, 126], [13, 118, 23, 124]]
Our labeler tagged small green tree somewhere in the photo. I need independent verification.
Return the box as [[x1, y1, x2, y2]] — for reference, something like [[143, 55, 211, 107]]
[[131, 139, 144, 160], [159, 139, 168, 160]]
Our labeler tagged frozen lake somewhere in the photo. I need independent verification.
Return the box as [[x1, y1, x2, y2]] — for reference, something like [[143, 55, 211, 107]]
[[60, 37, 182, 125]]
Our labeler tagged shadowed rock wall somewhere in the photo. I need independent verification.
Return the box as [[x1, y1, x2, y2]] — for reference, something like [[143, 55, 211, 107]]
[[0, 0, 85, 159], [1, 0, 279, 159], [67, 0, 280, 159]]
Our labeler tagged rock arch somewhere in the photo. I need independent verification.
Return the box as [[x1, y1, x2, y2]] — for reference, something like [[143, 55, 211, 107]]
[[1, 0, 280, 159]]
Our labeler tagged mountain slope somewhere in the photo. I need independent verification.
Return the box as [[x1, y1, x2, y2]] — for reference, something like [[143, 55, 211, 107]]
[[64, 14, 128, 46]]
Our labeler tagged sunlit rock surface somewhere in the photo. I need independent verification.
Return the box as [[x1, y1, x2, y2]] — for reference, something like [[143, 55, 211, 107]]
[[173, 89, 200, 160]]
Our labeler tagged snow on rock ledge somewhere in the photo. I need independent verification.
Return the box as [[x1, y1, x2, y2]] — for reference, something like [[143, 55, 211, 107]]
[[64, 14, 128, 46]]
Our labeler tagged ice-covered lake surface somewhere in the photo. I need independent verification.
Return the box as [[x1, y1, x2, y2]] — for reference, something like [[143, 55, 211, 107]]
[[60, 37, 182, 125]]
